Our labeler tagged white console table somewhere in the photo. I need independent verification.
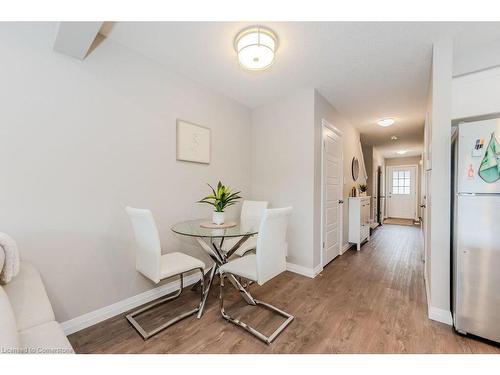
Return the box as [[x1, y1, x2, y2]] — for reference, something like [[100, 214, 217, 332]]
[[348, 196, 371, 251]]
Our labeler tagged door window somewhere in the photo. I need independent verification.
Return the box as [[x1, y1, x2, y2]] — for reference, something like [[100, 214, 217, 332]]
[[392, 170, 410, 195]]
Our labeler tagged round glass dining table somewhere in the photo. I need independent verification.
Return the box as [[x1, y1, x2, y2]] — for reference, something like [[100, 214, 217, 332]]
[[171, 219, 259, 317], [171, 219, 258, 239]]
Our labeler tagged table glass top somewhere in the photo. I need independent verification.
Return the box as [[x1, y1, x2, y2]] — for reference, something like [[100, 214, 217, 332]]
[[171, 219, 259, 238]]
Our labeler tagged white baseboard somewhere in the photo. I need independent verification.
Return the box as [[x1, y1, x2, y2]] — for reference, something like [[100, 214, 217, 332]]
[[313, 264, 323, 276], [61, 273, 201, 336], [286, 262, 316, 278], [341, 243, 352, 254], [424, 273, 452, 326], [428, 306, 453, 325]]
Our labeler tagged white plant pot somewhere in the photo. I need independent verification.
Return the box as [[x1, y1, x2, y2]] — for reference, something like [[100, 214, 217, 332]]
[[212, 229, 224, 236], [212, 211, 225, 225], [360, 192, 367, 197]]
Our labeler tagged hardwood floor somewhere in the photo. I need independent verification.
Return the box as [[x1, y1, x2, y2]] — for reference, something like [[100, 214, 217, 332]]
[[68, 224, 500, 353]]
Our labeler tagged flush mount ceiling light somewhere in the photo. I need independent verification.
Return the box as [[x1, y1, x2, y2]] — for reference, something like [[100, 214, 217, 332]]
[[234, 26, 278, 71], [377, 118, 395, 127], [397, 150, 407, 155]]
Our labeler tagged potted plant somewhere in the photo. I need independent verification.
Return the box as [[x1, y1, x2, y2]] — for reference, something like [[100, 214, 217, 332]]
[[197, 181, 241, 225], [358, 183, 368, 196]]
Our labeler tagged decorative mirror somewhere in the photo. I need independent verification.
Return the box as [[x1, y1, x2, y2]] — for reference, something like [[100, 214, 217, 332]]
[[351, 157, 359, 181]]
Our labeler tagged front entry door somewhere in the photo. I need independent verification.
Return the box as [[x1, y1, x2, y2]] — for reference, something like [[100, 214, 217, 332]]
[[387, 165, 417, 219], [322, 124, 343, 266]]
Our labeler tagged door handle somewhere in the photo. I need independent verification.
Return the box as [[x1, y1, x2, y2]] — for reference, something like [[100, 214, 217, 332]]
[[338, 200, 344, 204], [420, 204, 426, 208]]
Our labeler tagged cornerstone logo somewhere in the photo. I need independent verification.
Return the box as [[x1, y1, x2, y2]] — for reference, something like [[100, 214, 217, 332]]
[[1, 346, 73, 354]]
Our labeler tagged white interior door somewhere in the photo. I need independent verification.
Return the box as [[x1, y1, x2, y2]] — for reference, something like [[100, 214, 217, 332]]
[[322, 125, 343, 266], [387, 165, 417, 219]]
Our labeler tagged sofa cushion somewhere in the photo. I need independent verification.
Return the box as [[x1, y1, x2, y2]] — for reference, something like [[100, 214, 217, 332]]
[[18, 321, 74, 354], [0, 286, 19, 352], [0, 250, 4, 273], [3, 261, 55, 331]]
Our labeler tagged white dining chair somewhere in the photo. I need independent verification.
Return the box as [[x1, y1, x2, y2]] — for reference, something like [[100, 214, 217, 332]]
[[221, 200, 268, 257], [219, 207, 294, 344], [125, 207, 206, 340]]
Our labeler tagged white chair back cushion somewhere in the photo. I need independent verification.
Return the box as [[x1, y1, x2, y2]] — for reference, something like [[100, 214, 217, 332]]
[[240, 200, 268, 228], [256, 207, 292, 285], [0, 286, 18, 350], [125, 207, 161, 284]]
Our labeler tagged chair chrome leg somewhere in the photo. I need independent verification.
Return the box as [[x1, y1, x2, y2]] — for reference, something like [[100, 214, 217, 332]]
[[190, 279, 201, 291], [238, 277, 254, 289], [219, 272, 294, 344], [126, 267, 205, 340], [226, 273, 256, 305], [197, 266, 205, 311]]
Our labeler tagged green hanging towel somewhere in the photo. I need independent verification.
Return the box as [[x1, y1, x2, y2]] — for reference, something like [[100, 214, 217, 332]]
[[479, 132, 500, 183]]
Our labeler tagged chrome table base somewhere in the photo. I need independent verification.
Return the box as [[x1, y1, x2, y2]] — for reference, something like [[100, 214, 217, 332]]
[[194, 235, 254, 317]]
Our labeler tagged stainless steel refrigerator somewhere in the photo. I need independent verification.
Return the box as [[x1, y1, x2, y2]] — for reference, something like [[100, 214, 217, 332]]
[[452, 118, 500, 343]]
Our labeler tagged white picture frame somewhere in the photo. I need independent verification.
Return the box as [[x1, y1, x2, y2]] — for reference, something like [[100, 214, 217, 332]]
[[176, 119, 211, 164]]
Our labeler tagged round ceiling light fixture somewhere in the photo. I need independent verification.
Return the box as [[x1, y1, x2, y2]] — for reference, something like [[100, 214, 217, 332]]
[[397, 150, 407, 155], [377, 118, 395, 127], [234, 26, 278, 71]]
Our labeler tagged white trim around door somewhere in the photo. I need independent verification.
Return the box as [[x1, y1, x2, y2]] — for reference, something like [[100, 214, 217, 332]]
[[321, 119, 344, 268]]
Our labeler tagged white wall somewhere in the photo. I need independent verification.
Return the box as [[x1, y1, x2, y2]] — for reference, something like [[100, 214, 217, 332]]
[[424, 38, 453, 323], [251, 89, 315, 270], [313, 91, 366, 268], [423, 73, 433, 302], [251, 89, 365, 273], [454, 39, 500, 77], [362, 145, 374, 197], [452, 66, 500, 120], [0, 23, 252, 322]]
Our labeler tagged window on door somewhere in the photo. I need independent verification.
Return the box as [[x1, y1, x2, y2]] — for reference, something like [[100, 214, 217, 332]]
[[392, 170, 411, 195]]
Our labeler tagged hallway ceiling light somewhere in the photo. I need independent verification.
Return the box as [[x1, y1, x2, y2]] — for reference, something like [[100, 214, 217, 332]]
[[377, 118, 395, 127], [234, 26, 278, 71], [397, 150, 407, 155]]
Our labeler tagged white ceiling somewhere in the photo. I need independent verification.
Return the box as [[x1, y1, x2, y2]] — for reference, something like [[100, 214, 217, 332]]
[[101, 22, 500, 159]]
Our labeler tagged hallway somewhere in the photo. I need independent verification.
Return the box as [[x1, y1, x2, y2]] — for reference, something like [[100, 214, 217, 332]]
[[69, 225, 499, 353]]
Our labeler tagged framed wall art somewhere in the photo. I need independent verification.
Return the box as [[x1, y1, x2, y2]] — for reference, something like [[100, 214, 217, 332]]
[[176, 119, 210, 164]]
